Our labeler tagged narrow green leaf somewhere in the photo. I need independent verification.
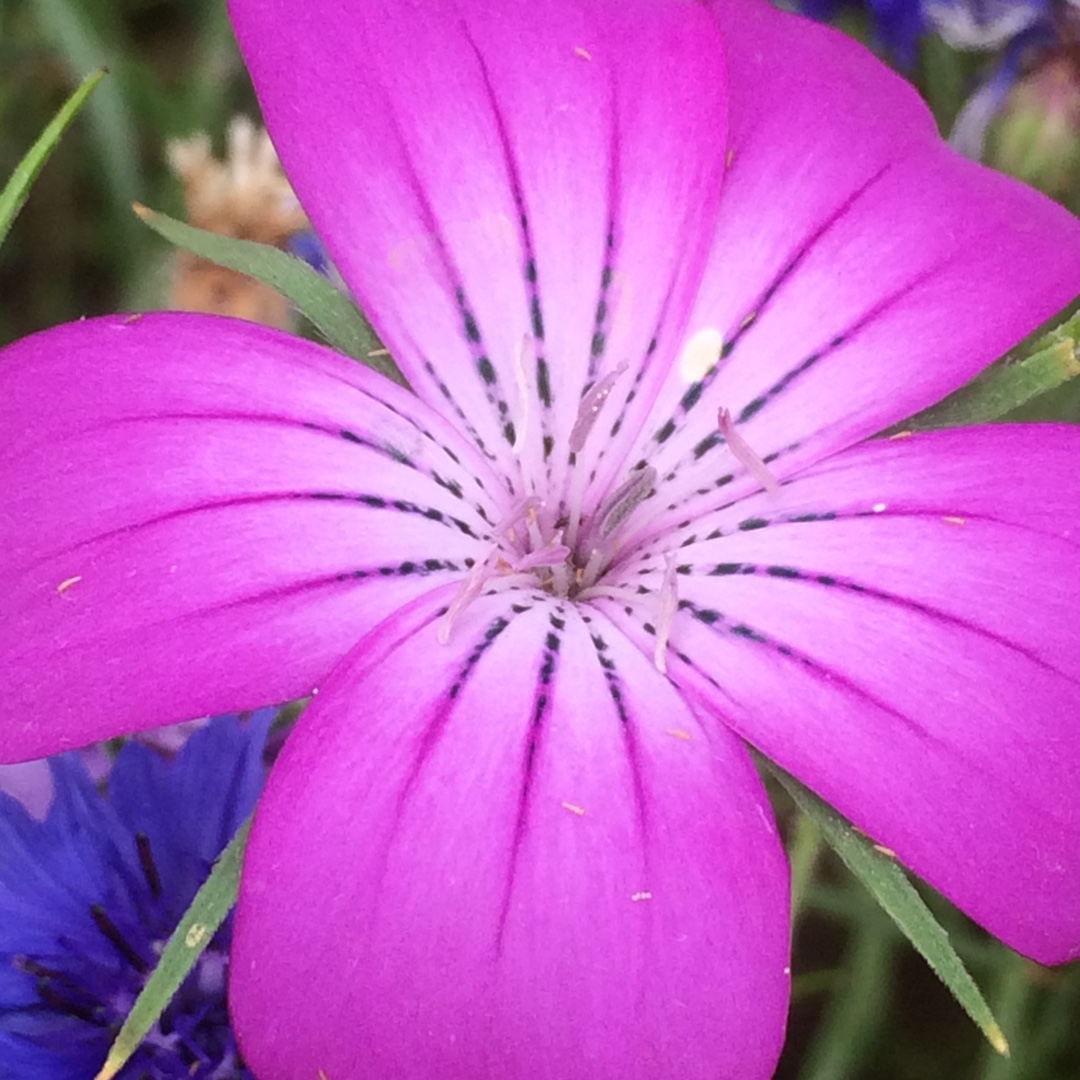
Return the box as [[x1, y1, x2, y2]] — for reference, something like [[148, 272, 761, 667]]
[[93, 816, 252, 1080], [134, 204, 406, 386], [901, 308, 1080, 432], [27, 0, 141, 230], [763, 759, 1009, 1057], [0, 68, 107, 250]]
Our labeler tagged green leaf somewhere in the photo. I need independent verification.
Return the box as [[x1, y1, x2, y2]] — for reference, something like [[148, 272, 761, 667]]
[[0, 68, 107, 250], [134, 204, 407, 386], [93, 816, 252, 1080], [762, 758, 1010, 1057], [900, 308, 1080, 432]]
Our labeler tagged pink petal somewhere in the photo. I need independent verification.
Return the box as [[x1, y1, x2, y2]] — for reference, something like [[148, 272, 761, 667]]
[[0, 313, 497, 759], [605, 425, 1080, 964], [0, 761, 54, 820], [635, 0, 1080, 515], [229, 0, 731, 497], [232, 591, 789, 1080]]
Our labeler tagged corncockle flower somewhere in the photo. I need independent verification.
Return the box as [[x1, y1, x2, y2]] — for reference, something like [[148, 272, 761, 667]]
[[0, 714, 271, 1078], [3, 1, 1080, 1077]]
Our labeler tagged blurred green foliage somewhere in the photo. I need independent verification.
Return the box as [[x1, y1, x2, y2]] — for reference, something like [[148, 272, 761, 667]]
[[0, 0, 256, 341], [3, 2, 1080, 1078]]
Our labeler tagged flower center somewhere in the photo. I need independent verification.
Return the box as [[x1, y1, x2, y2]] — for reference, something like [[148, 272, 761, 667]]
[[439, 353, 663, 643]]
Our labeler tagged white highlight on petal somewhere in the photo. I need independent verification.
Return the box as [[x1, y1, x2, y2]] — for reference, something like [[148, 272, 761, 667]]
[[631, 891, 653, 902], [678, 326, 724, 383], [653, 553, 679, 675], [718, 407, 780, 498], [872, 502, 887, 513]]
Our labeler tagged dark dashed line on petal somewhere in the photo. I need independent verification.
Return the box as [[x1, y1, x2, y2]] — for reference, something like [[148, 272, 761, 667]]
[[331, 559, 464, 584], [679, 561, 1067, 677], [676, 599, 934, 741], [646, 164, 895, 462], [497, 609, 564, 950], [300, 491, 480, 538], [361, 101, 508, 465], [588, 224, 618, 376], [391, 609, 520, 840], [587, 629, 650, 871], [465, 35, 558, 472], [421, 357, 499, 464], [451, 287, 519, 450]]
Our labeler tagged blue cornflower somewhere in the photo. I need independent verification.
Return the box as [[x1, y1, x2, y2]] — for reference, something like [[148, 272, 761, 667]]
[[794, 0, 929, 65], [0, 713, 273, 1080]]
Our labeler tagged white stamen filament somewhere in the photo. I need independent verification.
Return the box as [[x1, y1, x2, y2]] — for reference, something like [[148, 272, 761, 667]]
[[513, 544, 572, 572], [653, 554, 679, 674], [512, 333, 535, 457], [438, 549, 499, 645], [495, 495, 541, 543], [718, 407, 779, 498]]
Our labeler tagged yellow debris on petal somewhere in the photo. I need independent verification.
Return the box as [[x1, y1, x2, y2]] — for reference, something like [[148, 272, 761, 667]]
[[665, 728, 693, 741], [726, 148, 735, 169], [943, 516, 967, 526], [185, 922, 209, 949], [561, 802, 586, 816], [872, 844, 896, 858], [888, 429, 914, 440], [574, 46, 592, 60], [57, 575, 82, 595]]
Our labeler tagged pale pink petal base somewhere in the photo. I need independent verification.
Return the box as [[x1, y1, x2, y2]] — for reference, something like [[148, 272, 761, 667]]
[[233, 591, 790, 1080]]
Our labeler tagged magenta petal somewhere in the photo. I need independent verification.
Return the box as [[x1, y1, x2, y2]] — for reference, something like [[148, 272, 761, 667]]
[[637, 0, 1080, 503], [611, 425, 1080, 964], [0, 314, 497, 758], [230, 0, 730, 491], [232, 591, 789, 1080]]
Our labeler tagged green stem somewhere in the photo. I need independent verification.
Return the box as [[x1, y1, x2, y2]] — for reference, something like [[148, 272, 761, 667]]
[[789, 811, 822, 929], [799, 910, 895, 1080]]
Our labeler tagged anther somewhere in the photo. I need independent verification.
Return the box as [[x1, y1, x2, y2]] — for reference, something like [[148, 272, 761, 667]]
[[597, 466, 658, 538], [90, 904, 149, 974], [718, 407, 779, 497], [569, 360, 629, 453], [136, 833, 163, 900]]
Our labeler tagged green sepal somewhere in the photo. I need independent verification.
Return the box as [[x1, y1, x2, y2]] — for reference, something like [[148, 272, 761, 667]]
[[0, 69, 107, 251], [93, 816, 252, 1080], [900, 308, 1080, 432], [761, 757, 1009, 1057], [134, 204, 407, 386]]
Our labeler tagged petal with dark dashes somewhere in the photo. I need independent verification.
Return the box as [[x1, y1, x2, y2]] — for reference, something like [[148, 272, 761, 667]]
[[604, 425, 1080, 964], [233, 590, 789, 1080], [0, 314, 496, 756]]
